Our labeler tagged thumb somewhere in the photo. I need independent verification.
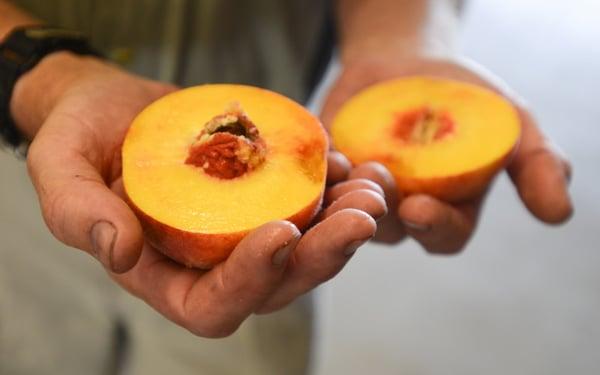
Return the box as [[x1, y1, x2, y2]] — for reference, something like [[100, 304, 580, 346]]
[[27, 134, 143, 273], [508, 109, 573, 224]]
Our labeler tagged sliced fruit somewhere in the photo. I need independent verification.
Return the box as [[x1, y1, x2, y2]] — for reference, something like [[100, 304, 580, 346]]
[[123, 84, 328, 268], [331, 76, 521, 202]]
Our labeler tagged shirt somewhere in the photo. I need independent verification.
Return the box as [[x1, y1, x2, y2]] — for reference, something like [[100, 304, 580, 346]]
[[12, 0, 333, 102]]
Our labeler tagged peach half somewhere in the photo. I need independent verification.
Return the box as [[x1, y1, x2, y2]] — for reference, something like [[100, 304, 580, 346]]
[[331, 76, 521, 202], [122, 84, 328, 268]]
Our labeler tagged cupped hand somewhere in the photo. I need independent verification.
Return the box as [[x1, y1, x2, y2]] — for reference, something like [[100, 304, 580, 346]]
[[21, 53, 388, 337], [320, 57, 573, 253]]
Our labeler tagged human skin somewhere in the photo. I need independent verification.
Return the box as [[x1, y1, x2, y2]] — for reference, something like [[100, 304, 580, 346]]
[[322, 0, 573, 250], [1, 1, 389, 336]]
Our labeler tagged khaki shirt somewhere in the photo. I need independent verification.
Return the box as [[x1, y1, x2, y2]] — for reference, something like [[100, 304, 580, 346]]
[[2, 1, 331, 374], [13, 0, 332, 102]]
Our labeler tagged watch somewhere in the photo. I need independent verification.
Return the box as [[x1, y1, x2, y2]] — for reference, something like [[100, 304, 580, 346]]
[[0, 25, 101, 150]]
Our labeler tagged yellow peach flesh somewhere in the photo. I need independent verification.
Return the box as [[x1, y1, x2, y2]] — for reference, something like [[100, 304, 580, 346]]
[[331, 76, 521, 201], [122, 84, 327, 267]]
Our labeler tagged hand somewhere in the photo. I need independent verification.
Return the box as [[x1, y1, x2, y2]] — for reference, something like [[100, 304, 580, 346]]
[[320, 56, 573, 253], [19, 53, 388, 337]]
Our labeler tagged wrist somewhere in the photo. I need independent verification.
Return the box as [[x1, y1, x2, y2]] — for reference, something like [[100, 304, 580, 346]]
[[336, 0, 460, 67], [341, 36, 432, 66], [10, 51, 109, 139], [340, 26, 459, 66]]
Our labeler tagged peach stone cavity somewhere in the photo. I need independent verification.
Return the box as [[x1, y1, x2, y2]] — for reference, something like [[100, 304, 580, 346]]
[[393, 106, 455, 144], [185, 103, 267, 179]]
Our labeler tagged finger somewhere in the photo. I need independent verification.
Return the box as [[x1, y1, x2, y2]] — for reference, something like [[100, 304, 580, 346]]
[[257, 209, 376, 313], [327, 151, 352, 185], [348, 162, 405, 243], [348, 161, 399, 210], [321, 189, 387, 221], [398, 194, 481, 254], [27, 135, 143, 273], [115, 221, 301, 338], [507, 110, 573, 223], [324, 178, 384, 205]]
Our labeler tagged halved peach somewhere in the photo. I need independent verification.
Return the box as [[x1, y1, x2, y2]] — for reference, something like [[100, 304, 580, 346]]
[[122, 84, 328, 268], [331, 76, 521, 202]]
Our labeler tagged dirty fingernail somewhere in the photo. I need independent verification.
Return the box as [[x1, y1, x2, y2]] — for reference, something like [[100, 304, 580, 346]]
[[402, 220, 431, 232], [272, 238, 298, 267], [90, 220, 117, 269]]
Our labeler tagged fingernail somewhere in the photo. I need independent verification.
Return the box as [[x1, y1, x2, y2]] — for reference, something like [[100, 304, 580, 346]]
[[90, 221, 117, 269], [374, 208, 388, 222], [344, 238, 369, 256], [272, 238, 298, 267], [402, 220, 431, 232]]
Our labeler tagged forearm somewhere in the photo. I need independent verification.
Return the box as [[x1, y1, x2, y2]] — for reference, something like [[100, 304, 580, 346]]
[[336, 0, 463, 63]]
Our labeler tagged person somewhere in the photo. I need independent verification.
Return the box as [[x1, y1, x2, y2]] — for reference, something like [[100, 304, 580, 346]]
[[0, 0, 572, 374]]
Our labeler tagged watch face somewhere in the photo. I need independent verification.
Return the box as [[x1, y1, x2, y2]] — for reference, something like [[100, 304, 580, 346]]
[[25, 27, 86, 41]]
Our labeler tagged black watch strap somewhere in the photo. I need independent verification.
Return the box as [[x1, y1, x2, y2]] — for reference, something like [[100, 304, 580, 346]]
[[0, 25, 101, 149]]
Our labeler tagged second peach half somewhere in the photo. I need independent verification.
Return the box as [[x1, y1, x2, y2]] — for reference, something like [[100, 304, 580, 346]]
[[331, 76, 521, 202]]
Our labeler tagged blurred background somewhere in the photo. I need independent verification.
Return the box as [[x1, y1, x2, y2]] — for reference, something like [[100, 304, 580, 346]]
[[1, 0, 598, 374], [312, 0, 600, 374]]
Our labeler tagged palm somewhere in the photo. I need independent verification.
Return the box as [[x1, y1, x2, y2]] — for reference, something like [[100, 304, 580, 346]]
[[27, 69, 388, 336], [321, 57, 572, 253]]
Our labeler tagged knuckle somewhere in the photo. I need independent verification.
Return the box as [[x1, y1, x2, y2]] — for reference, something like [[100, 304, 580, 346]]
[[25, 140, 45, 179], [40, 189, 70, 242], [25, 140, 72, 243]]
